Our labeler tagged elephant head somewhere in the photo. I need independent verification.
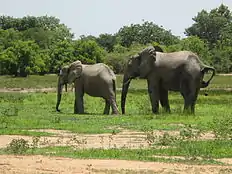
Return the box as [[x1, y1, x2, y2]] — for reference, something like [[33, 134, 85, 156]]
[[56, 60, 82, 112], [121, 46, 158, 114], [121, 46, 160, 114]]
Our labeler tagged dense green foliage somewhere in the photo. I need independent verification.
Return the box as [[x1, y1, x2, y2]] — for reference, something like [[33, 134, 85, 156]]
[[0, 4, 232, 76], [0, 15, 105, 76]]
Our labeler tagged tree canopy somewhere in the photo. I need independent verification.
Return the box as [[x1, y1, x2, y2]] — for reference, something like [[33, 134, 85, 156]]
[[0, 4, 232, 76]]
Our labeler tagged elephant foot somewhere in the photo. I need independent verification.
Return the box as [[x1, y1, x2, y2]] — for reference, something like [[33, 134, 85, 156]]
[[163, 108, 171, 114], [111, 111, 120, 115], [183, 108, 195, 115], [152, 109, 159, 114], [74, 110, 84, 114]]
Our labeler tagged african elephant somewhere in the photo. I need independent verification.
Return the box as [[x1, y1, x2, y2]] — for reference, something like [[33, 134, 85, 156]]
[[56, 60, 119, 115], [121, 46, 215, 114]]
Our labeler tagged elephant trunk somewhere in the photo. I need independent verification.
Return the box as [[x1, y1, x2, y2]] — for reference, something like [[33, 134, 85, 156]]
[[56, 77, 67, 112], [121, 74, 131, 114]]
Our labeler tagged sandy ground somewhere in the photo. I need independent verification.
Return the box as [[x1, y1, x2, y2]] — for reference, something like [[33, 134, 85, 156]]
[[0, 129, 216, 149], [0, 129, 232, 173], [1, 155, 232, 174], [1, 86, 232, 93]]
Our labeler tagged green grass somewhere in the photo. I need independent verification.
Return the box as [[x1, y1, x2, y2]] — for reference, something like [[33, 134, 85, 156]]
[[0, 141, 230, 165], [0, 129, 54, 136], [0, 74, 58, 89], [1, 74, 232, 163], [1, 74, 232, 90], [0, 88, 232, 134]]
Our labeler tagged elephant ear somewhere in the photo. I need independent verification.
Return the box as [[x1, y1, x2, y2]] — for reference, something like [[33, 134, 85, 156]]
[[67, 60, 82, 84], [153, 45, 164, 53], [138, 46, 156, 78]]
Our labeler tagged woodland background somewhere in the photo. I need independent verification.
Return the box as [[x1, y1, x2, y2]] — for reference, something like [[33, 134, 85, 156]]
[[0, 4, 231, 77]]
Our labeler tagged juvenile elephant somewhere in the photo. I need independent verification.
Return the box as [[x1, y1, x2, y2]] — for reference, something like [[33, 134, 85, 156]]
[[121, 46, 215, 114], [56, 60, 119, 115]]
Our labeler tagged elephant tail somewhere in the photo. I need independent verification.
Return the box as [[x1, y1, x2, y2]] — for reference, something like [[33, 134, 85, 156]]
[[200, 66, 216, 88]]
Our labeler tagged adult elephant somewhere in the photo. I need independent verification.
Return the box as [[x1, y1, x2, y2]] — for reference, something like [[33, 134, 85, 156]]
[[56, 60, 119, 115], [121, 46, 215, 114]]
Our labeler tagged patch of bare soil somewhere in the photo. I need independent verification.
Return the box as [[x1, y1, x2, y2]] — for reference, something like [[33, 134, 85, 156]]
[[218, 73, 232, 76], [0, 129, 232, 173], [0, 129, 216, 150], [0, 87, 56, 93], [0, 87, 121, 93], [151, 155, 232, 166], [0, 155, 232, 174], [0, 129, 150, 149], [2, 86, 232, 93]]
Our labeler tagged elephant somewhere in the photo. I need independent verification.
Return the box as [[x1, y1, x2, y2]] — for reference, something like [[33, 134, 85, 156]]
[[56, 60, 119, 115], [121, 46, 215, 114]]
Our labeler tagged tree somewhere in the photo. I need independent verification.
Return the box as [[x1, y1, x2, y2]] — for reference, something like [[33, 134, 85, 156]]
[[96, 33, 118, 52], [116, 21, 180, 47], [185, 4, 232, 48], [0, 15, 74, 41], [22, 27, 55, 49], [180, 36, 211, 64], [73, 39, 105, 64], [0, 28, 22, 49], [0, 40, 48, 76], [49, 40, 75, 73]]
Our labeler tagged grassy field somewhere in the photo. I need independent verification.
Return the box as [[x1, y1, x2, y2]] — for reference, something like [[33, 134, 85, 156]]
[[1, 74, 232, 90], [0, 74, 232, 165]]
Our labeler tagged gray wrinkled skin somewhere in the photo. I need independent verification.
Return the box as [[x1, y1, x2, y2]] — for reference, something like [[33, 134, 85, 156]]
[[56, 60, 119, 115], [121, 46, 215, 115]]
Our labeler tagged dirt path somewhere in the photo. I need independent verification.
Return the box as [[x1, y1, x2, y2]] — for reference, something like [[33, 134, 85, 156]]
[[1, 87, 232, 93], [0, 129, 231, 173], [0, 129, 215, 149], [1, 155, 232, 174]]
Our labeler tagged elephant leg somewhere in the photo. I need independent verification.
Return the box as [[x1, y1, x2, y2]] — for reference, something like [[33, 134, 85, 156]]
[[190, 87, 200, 114], [109, 96, 119, 115], [180, 80, 191, 113], [181, 80, 197, 114], [103, 99, 110, 115], [159, 87, 170, 113], [147, 80, 160, 114], [74, 99, 78, 114], [74, 87, 84, 114], [77, 95, 84, 114]]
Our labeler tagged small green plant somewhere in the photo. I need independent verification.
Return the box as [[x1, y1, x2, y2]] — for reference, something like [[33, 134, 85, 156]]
[[31, 136, 40, 152], [0, 115, 10, 128], [145, 130, 156, 146], [51, 115, 61, 123], [156, 132, 178, 146], [108, 135, 114, 148], [67, 135, 87, 149], [6, 138, 30, 154], [1, 105, 19, 116], [179, 124, 202, 140], [211, 115, 232, 140], [99, 135, 104, 149]]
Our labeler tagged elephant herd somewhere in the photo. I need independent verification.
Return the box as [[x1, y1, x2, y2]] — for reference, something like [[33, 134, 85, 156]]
[[56, 45, 215, 115]]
